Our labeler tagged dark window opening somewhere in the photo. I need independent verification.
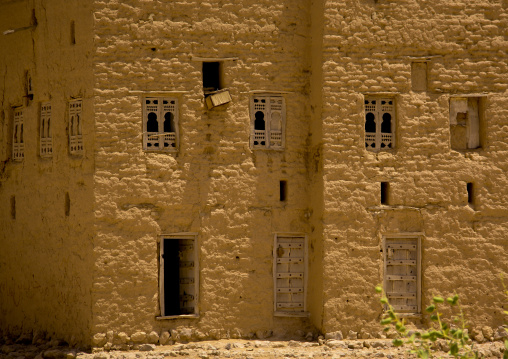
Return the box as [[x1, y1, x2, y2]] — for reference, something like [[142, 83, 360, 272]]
[[20, 124, 23, 143], [254, 112, 265, 130], [280, 180, 287, 202], [147, 112, 158, 132], [164, 112, 175, 132], [381, 182, 389, 205], [381, 113, 391, 133], [202, 62, 221, 92], [467, 183, 474, 205], [365, 113, 376, 133], [10, 196, 16, 220], [65, 192, 70, 217], [70, 20, 75, 45]]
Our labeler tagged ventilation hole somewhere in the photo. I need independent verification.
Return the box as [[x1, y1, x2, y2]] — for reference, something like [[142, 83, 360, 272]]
[[65, 192, 70, 216], [70, 20, 75, 45], [381, 182, 389, 205], [280, 180, 287, 202], [10, 196, 16, 220], [467, 182, 474, 205]]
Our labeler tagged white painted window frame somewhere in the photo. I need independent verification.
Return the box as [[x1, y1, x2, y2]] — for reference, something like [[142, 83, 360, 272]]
[[40, 102, 53, 158], [273, 233, 308, 317], [157, 233, 199, 320], [143, 97, 179, 152], [364, 96, 396, 151], [382, 233, 423, 317], [12, 107, 24, 161], [68, 99, 83, 155], [250, 95, 286, 150]]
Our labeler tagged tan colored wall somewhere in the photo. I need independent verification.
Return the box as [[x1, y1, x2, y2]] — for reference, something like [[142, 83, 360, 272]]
[[317, 0, 508, 338], [0, 0, 95, 345], [91, 0, 315, 345]]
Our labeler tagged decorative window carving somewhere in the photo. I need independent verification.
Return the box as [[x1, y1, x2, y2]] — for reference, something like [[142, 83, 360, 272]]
[[449, 97, 481, 150], [12, 107, 24, 161], [143, 97, 178, 151], [159, 234, 199, 318], [383, 235, 421, 315], [365, 97, 395, 150], [273, 234, 307, 317], [40, 102, 53, 158], [68, 99, 83, 155], [250, 96, 285, 150]]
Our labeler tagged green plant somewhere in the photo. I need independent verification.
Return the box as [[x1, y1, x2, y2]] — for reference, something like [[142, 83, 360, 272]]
[[376, 286, 478, 359]]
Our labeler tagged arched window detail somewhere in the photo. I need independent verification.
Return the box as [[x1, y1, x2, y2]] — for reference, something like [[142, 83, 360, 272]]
[[250, 96, 286, 149], [40, 102, 53, 157], [143, 97, 178, 151], [364, 97, 395, 151]]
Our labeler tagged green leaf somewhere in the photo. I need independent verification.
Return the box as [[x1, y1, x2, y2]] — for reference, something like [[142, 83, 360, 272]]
[[388, 311, 396, 320], [433, 296, 444, 303], [375, 286, 383, 293], [421, 332, 430, 340], [393, 339, 403, 347], [450, 342, 459, 356], [430, 314, 439, 321], [381, 318, 392, 325], [426, 304, 436, 313], [380, 297, 388, 304]]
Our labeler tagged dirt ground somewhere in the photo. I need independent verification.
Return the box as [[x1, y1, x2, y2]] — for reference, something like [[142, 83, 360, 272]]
[[1, 338, 505, 359]]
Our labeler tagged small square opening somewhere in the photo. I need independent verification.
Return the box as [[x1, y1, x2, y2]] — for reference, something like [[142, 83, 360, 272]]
[[202, 62, 222, 93]]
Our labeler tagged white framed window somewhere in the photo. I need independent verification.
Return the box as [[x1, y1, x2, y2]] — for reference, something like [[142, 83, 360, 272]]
[[449, 97, 482, 150], [143, 97, 178, 151], [12, 107, 24, 161], [158, 233, 199, 318], [365, 97, 395, 150], [383, 234, 422, 316], [40, 102, 53, 158], [273, 233, 308, 317], [250, 96, 285, 150], [68, 99, 83, 155]]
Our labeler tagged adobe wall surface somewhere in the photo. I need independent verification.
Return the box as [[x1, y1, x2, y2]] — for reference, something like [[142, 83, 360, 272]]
[[0, 0, 95, 345], [317, 0, 508, 338], [91, 0, 315, 345]]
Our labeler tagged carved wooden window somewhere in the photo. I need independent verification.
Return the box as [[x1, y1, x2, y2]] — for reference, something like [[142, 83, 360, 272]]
[[68, 99, 83, 155], [159, 234, 198, 318], [40, 102, 53, 158], [143, 97, 178, 151], [449, 97, 481, 150], [383, 236, 421, 315], [273, 234, 307, 317], [250, 96, 285, 150], [365, 97, 395, 150], [12, 107, 24, 161]]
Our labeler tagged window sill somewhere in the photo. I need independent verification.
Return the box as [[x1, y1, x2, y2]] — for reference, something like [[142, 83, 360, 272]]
[[274, 311, 309, 318], [396, 313, 422, 319], [156, 314, 199, 320], [251, 147, 285, 151], [143, 149, 178, 153]]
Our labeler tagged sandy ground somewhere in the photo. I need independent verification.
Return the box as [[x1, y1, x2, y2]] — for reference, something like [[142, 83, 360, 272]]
[[1, 339, 505, 359]]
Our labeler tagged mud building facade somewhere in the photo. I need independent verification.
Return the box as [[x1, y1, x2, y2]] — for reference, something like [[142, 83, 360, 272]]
[[0, 0, 507, 348]]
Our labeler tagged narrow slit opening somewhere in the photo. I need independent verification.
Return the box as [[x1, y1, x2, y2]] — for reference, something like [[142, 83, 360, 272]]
[[10, 195, 16, 220], [280, 180, 287, 202], [467, 182, 474, 205], [381, 182, 389, 205], [65, 192, 70, 216]]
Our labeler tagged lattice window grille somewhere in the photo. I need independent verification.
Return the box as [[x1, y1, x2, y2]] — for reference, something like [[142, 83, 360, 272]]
[[273, 234, 307, 316], [69, 99, 83, 155], [251, 96, 285, 149], [159, 234, 199, 318], [143, 97, 178, 151], [12, 107, 24, 161], [383, 237, 421, 314], [40, 102, 53, 158], [365, 97, 394, 151]]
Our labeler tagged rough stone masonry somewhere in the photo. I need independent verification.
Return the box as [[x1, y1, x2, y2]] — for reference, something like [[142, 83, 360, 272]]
[[0, 0, 507, 349]]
